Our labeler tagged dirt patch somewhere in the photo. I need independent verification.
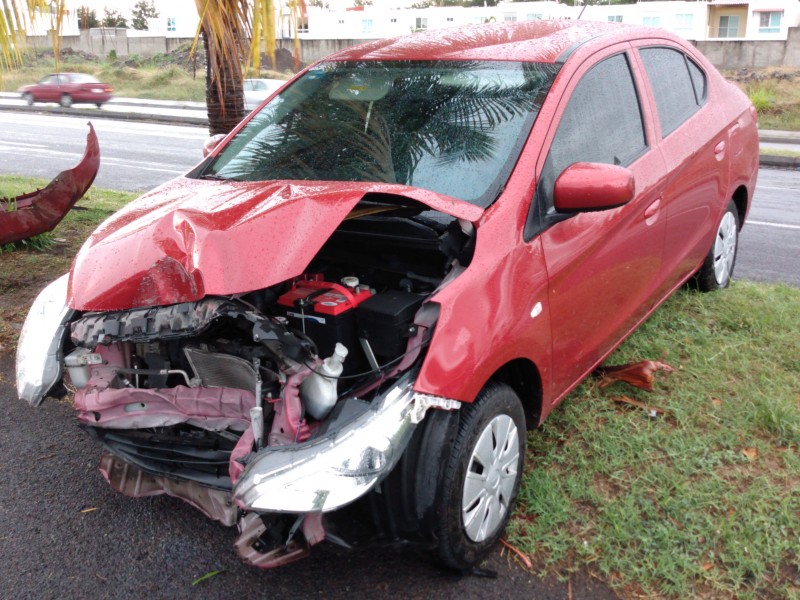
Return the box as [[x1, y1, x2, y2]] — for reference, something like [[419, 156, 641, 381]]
[[725, 66, 800, 84]]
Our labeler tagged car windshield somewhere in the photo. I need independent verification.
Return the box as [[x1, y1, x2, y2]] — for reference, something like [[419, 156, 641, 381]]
[[200, 60, 559, 206]]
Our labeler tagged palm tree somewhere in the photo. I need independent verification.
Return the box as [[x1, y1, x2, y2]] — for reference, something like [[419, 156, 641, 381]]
[[1, 1, 50, 71], [193, 0, 279, 135]]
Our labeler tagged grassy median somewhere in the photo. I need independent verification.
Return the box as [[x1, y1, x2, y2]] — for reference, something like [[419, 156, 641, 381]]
[[1, 175, 798, 598]]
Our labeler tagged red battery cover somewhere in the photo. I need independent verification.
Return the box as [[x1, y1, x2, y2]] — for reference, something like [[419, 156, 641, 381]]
[[277, 277, 372, 316]]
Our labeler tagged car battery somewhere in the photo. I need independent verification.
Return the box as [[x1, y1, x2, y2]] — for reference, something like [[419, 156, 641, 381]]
[[277, 276, 372, 362], [356, 291, 426, 362]]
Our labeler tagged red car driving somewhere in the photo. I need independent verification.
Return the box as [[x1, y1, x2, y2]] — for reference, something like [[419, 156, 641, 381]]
[[17, 20, 758, 570], [20, 72, 113, 108]]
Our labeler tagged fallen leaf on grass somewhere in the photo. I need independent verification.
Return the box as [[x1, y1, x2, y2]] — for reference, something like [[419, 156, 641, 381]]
[[612, 395, 666, 417], [500, 539, 533, 570], [80, 507, 98, 513], [191, 570, 224, 586], [701, 562, 714, 572], [741, 447, 758, 460], [711, 397, 722, 407], [597, 357, 674, 391]]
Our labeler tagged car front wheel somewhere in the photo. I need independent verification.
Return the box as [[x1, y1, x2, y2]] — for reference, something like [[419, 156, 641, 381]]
[[434, 381, 525, 570], [60, 94, 73, 108], [694, 200, 740, 291], [23, 93, 34, 106]]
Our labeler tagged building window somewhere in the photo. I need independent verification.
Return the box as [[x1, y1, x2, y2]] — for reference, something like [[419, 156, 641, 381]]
[[527, 13, 542, 21], [338, 19, 344, 24], [390, 18, 397, 23], [446, 17, 453, 22], [504, 13, 517, 22], [167, 17, 176, 32], [642, 16, 661, 27], [608, 15, 622, 23], [415, 17, 427, 30], [718, 15, 740, 38], [758, 11, 781, 33], [362, 19, 373, 34], [674, 13, 693, 36]]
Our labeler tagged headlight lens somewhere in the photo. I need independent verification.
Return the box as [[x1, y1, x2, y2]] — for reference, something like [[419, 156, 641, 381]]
[[233, 371, 418, 513], [16, 274, 73, 406]]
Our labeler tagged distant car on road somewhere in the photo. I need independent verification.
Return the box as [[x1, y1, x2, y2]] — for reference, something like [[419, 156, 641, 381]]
[[20, 73, 113, 108], [243, 78, 284, 111]]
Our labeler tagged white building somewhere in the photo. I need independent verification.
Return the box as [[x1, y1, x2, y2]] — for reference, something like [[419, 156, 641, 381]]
[[23, 0, 800, 44]]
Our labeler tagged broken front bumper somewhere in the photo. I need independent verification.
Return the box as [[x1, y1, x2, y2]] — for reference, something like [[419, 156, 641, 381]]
[[234, 371, 439, 513]]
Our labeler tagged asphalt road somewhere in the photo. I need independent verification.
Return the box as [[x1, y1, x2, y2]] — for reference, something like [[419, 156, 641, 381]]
[[0, 111, 207, 192], [736, 167, 800, 287]]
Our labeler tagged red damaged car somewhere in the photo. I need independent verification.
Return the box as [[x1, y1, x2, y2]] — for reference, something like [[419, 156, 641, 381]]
[[16, 21, 758, 569]]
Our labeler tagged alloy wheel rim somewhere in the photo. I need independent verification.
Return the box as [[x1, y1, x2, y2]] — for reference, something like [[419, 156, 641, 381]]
[[462, 414, 520, 542], [713, 212, 737, 285]]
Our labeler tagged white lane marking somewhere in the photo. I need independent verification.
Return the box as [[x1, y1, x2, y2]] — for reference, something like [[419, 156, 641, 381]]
[[757, 185, 800, 192], [0, 113, 207, 140], [0, 145, 187, 172], [748, 220, 800, 231], [0, 141, 48, 150]]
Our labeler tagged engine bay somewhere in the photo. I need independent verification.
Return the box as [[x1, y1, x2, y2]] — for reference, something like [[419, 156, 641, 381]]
[[60, 201, 474, 556]]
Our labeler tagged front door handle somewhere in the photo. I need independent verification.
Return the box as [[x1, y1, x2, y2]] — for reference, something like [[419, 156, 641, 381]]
[[644, 198, 661, 225]]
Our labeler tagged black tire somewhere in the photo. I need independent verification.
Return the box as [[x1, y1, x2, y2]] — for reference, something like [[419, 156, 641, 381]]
[[433, 381, 525, 570], [60, 94, 73, 108], [23, 93, 34, 106], [693, 200, 740, 292], [95, 103, 103, 108]]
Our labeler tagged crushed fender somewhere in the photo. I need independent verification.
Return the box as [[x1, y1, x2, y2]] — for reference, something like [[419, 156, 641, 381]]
[[0, 122, 99, 245]]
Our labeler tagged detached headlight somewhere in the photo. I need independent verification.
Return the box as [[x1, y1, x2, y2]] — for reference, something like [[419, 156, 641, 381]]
[[234, 371, 419, 513], [16, 274, 73, 406]]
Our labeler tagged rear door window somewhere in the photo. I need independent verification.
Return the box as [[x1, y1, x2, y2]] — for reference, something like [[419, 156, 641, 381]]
[[640, 47, 706, 137]]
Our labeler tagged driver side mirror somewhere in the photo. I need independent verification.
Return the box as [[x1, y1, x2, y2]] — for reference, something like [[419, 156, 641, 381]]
[[553, 162, 635, 213]]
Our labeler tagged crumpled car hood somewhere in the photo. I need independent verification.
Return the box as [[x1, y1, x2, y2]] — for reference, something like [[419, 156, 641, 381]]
[[68, 178, 482, 311]]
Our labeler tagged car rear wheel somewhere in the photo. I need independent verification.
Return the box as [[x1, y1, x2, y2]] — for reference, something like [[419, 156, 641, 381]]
[[693, 200, 739, 292], [434, 381, 525, 570], [23, 93, 34, 106], [60, 94, 73, 108]]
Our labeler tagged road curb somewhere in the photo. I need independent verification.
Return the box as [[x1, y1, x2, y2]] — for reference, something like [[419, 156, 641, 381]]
[[0, 103, 208, 127], [759, 154, 800, 169]]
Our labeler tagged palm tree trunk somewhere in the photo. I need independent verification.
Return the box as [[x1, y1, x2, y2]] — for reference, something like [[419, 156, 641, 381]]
[[203, 26, 245, 136]]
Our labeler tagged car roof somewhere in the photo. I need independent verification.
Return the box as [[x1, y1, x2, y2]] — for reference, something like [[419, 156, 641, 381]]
[[326, 20, 665, 64]]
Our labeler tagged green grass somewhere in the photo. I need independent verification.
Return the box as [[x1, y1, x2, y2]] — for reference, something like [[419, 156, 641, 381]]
[[746, 84, 776, 113], [509, 283, 800, 598], [760, 148, 800, 159], [727, 69, 800, 132]]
